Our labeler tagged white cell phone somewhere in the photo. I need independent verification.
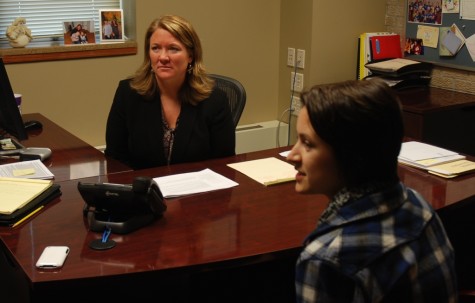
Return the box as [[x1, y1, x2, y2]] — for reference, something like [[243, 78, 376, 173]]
[[36, 246, 70, 269]]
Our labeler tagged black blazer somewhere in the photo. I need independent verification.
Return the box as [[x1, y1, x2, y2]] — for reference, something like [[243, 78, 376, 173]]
[[105, 79, 236, 169]]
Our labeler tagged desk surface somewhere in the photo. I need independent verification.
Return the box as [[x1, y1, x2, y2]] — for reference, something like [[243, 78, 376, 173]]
[[1, 146, 475, 294], [0, 147, 327, 284], [398, 87, 475, 114], [0, 113, 131, 181]]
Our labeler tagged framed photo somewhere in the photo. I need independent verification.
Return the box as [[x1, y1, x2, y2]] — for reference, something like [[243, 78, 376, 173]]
[[99, 9, 124, 42], [63, 20, 95, 45]]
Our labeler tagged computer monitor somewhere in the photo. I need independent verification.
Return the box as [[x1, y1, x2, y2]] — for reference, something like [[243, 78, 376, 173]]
[[0, 57, 28, 141]]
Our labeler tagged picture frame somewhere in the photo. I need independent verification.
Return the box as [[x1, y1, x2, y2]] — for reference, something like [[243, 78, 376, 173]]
[[63, 20, 95, 45], [99, 9, 124, 42]]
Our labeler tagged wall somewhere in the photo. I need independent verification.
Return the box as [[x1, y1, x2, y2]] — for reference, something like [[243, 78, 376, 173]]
[[279, 0, 387, 144], [385, 0, 475, 94], [4, 0, 280, 147], [6, 0, 464, 149]]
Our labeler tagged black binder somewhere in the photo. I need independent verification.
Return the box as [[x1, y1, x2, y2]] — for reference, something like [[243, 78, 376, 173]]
[[0, 183, 61, 226]]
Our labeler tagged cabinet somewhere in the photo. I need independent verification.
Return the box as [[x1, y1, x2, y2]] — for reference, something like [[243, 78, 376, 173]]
[[398, 87, 475, 156]]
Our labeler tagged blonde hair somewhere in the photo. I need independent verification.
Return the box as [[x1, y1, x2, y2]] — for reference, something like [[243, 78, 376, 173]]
[[130, 15, 214, 104]]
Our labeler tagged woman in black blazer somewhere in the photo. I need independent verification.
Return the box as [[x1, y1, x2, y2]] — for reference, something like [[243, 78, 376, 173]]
[[105, 15, 235, 169]]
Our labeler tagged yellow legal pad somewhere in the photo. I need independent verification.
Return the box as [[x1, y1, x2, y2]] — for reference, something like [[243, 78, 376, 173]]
[[0, 177, 53, 215], [227, 157, 296, 186]]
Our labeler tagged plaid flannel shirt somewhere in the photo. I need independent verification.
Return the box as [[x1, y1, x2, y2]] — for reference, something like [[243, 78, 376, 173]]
[[295, 183, 457, 303]]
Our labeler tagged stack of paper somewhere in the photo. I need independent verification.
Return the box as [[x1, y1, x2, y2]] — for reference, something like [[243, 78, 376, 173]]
[[398, 141, 465, 169], [227, 157, 296, 186], [153, 168, 238, 198], [0, 159, 54, 179], [428, 160, 475, 178], [364, 58, 433, 77], [398, 141, 475, 178], [0, 177, 53, 215]]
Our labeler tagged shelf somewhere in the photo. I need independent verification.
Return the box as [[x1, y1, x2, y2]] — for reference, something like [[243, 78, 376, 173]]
[[0, 40, 137, 64]]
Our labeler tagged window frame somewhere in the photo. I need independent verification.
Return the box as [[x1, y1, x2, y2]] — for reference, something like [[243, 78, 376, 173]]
[[0, 0, 137, 64]]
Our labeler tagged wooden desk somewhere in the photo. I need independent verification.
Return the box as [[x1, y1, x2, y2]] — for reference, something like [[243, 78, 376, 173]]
[[398, 87, 475, 157], [1, 146, 475, 302], [0, 113, 131, 181]]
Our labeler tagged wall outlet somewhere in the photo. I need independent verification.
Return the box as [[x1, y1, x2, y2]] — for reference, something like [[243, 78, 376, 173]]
[[291, 72, 304, 92], [296, 49, 305, 69], [291, 96, 301, 116], [287, 47, 295, 67]]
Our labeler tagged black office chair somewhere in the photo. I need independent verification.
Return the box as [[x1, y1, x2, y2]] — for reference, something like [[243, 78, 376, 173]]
[[210, 74, 246, 128]]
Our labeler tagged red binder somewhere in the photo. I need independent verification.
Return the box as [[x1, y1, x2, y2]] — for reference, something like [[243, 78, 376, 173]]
[[370, 34, 402, 61]]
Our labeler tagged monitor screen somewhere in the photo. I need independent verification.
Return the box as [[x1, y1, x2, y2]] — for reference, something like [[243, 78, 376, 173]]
[[0, 57, 28, 141]]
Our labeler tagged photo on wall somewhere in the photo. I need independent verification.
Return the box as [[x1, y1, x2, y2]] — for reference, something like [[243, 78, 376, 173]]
[[407, 0, 443, 24], [63, 20, 95, 45], [99, 9, 124, 42], [442, 0, 459, 13], [404, 38, 425, 55]]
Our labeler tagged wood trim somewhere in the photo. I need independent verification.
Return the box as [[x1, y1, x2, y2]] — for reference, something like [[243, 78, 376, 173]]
[[0, 40, 138, 64]]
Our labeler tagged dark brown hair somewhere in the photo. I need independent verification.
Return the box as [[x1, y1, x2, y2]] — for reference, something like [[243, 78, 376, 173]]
[[300, 78, 404, 187]]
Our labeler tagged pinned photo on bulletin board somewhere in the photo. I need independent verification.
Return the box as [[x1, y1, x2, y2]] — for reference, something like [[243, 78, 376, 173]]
[[404, 38, 424, 55], [443, 0, 459, 13], [417, 25, 439, 48], [407, 0, 443, 24]]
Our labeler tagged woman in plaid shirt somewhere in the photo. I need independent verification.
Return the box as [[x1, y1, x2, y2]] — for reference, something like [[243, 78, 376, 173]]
[[286, 78, 457, 303]]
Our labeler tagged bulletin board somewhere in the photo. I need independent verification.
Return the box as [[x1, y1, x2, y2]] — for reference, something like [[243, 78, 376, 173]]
[[405, 0, 475, 72]]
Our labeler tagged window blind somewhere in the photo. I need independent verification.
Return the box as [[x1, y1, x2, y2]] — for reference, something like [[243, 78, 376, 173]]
[[0, 0, 120, 40]]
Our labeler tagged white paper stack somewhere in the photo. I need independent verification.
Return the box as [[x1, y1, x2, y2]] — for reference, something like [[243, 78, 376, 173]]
[[398, 141, 465, 170], [398, 141, 475, 178], [0, 159, 54, 180]]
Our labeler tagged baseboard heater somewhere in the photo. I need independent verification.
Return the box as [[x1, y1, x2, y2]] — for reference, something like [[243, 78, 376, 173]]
[[95, 120, 290, 155], [235, 120, 288, 154]]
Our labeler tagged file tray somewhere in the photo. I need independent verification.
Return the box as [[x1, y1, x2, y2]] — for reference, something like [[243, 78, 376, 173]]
[[0, 184, 61, 226], [365, 58, 433, 78]]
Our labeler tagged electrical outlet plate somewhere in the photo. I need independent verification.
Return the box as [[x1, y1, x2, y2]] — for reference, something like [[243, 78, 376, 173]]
[[296, 49, 305, 69], [291, 72, 304, 92], [291, 96, 301, 116], [287, 47, 295, 67]]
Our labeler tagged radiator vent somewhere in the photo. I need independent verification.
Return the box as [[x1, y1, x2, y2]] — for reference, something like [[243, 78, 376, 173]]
[[236, 120, 289, 154], [95, 120, 290, 155]]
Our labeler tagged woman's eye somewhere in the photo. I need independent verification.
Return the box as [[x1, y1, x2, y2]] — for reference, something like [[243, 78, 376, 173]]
[[303, 140, 313, 149]]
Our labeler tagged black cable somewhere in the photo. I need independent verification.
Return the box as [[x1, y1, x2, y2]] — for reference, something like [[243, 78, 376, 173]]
[[276, 109, 291, 147]]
